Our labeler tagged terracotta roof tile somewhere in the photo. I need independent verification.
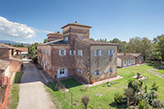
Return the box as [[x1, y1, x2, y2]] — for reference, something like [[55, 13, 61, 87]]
[[15, 47, 28, 52], [75, 39, 119, 46], [0, 59, 10, 70], [39, 39, 70, 46]]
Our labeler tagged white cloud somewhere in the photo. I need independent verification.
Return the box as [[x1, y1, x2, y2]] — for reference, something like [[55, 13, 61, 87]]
[[0, 16, 51, 39]]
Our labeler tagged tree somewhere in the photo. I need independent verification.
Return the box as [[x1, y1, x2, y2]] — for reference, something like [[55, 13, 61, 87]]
[[90, 38, 95, 41], [124, 88, 134, 107], [28, 42, 39, 63], [81, 96, 90, 109], [43, 39, 48, 43], [153, 34, 164, 61], [110, 38, 127, 53]]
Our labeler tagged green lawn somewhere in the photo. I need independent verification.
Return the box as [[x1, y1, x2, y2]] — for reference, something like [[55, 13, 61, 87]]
[[45, 62, 164, 109], [10, 72, 23, 109]]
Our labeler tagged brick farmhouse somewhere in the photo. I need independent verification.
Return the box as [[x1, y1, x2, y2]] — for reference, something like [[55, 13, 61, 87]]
[[0, 43, 22, 87], [117, 52, 144, 68], [37, 22, 119, 83]]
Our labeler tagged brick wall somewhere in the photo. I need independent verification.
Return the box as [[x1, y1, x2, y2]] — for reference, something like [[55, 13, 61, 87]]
[[47, 32, 63, 42], [9, 60, 21, 73], [90, 45, 117, 82], [0, 48, 10, 60], [51, 45, 74, 79], [74, 40, 91, 83]]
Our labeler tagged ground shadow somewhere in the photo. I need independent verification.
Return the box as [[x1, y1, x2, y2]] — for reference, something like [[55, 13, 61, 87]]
[[14, 72, 24, 83], [47, 78, 82, 91], [109, 102, 127, 109], [146, 61, 164, 70]]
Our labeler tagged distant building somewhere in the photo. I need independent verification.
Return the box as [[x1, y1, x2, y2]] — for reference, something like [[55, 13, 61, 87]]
[[37, 22, 119, 83], [0, 59, 10, 87], [0, 43, 22, 87], [14, 47, 28, 57], [117, 52, 144, 68]]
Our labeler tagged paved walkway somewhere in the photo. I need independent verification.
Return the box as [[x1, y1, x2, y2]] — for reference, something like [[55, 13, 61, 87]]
[[17, 61, 55, 109]]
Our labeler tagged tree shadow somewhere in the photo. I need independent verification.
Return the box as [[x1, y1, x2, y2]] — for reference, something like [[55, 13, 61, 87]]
[[46, 78, 82, 91], [109, 102, 127, 109], [146, 61, 164, 70], [14, 72, 24, 83]]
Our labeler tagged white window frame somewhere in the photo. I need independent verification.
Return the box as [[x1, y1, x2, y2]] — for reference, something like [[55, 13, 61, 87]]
[[48, 66, 50, 70], [49, 50, 50, 55], [59, 50, 66, 56], [42, 58, 43, 62], [108, 50, 111, 56], [123, 60, 126, 64], [128, 60, 131, 64], [70, 50, 76, 55], [78, 69, 83, 73], [45, 49, 47, 54], [112, 49, 115, 55], [78, 50, 83, 56], [42, 49, 43, 53], [64, 37, 68, 41], [94, 70, 101, 75], [94, 50, 101, 56], [46, 61, 47, 65]]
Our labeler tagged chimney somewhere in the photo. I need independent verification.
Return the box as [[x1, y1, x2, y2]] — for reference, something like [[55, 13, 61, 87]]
[[75, 21, 77, 23], [57, 31, 60, 33], [124, 52, 126, 56]]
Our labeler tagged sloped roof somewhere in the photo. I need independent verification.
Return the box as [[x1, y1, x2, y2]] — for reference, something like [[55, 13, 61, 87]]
[[75, 39, 119, 46], [117, 53, 143, 60], [0, 59, 10, 70], [0, 43, 22, 51], [39, 39, 70, 46], [15, 47, 28, 52], [61, 22, 92, 29], [0, 43, 15, 49]]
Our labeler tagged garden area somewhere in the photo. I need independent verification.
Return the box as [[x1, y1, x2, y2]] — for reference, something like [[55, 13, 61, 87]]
[[44, 61, 164, 109]]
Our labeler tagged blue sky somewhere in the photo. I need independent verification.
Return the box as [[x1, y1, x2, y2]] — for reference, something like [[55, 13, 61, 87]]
[[0, 0, 164, 44]]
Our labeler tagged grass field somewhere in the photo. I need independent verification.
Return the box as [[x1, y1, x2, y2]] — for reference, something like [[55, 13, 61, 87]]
[[45, 62, 164, 109], [10, 72, 23, 109]]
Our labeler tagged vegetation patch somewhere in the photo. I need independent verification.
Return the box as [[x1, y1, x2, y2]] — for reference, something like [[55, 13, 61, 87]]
[[44, 62, 164, 109], [10, 72, 23, 109]]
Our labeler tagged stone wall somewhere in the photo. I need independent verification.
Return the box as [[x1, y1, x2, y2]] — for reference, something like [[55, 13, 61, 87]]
[[51, 45, 74, 79], [47, 32, 63, 42], [74, 40, 91, 83], [0, 48, 10, 60], [37, 45, 52, 77], [9, 60, 21, 73], [90, 45, 117, 82]]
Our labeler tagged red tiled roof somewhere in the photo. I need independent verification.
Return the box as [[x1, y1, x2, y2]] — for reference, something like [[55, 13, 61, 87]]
[[0, 43, 22, 51], [15, 47, 28, 52], [0, 59, 10, 70], [75, 39, 119, 46], [117, 53, 142, 60], [61, 22, 92, 29]]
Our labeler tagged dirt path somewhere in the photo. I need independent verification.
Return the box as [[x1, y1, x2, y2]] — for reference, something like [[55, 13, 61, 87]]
[[147, 68, 164, 79], [17, 61, 56, 109]]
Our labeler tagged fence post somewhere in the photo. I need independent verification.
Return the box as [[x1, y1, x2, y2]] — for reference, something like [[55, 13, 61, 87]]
[[71, 92, 73, 109]]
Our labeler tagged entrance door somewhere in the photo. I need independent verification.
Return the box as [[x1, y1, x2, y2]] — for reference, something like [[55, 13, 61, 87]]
[[57, 68, 68, 78], [139, 58, 142, 64]]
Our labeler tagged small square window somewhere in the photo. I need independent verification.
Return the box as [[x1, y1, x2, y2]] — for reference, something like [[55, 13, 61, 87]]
[[94, 70, 101, 75], [70, 50, 76, 55], [59, 50, 66, 55], [124, 60, 126, 64], [95, 50, 101, 56], [78, 69, 82, 73], [78, 50, 82, 56], [64, 37, 68, 41]]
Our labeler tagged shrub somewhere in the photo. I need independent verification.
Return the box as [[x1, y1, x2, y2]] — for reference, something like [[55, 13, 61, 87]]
[[152, 99, 164, 108], [151, 81, 159, 91], [138, 98, 151, 109], [114, 93, 123, 104], [81, 96, 90, 109], [128, 79, 139, 94], [145, 90, 157, 105]]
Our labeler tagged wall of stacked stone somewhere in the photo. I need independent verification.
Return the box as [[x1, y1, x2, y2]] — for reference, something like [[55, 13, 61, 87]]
[[0, 48, 10, 60], [47, 33, 63, 42], [51, 45, 74, 79], [37, 45, 52, 77], [74, 39, 91, 83], [90, 45, 117, 82]]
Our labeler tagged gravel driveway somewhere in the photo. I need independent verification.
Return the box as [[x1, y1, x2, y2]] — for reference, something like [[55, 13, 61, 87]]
[[17, 61, 55, 109]]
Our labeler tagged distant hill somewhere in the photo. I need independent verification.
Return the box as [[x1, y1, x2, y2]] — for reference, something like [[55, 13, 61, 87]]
[[0, 40, 30, 45]]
